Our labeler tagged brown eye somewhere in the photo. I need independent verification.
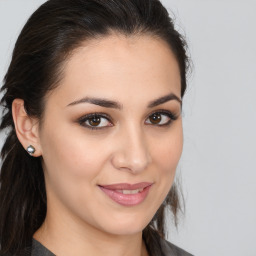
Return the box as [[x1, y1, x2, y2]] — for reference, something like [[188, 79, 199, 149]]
[[145, 111, 175, 126], [79, 114, 113, 130], [88, 116, 101, 126], [149, 113, 162, 124]]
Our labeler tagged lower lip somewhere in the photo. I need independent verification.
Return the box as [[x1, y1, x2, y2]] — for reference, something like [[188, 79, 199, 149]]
[[99, 185, 152, 206]]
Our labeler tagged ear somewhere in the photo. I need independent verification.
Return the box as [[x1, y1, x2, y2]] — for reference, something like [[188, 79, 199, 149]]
[[12, 99, 42, 157]]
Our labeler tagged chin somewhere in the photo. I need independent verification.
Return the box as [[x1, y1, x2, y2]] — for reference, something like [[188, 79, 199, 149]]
[[96, 211, 153, 236], [102, 224, 145, 236]]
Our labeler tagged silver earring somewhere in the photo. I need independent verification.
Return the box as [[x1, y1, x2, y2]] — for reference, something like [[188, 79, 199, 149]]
[[27, 145, 36, 155]]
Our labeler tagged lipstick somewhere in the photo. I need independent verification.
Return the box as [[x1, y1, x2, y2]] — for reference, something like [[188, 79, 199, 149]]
[[99, 182, 152, 206]]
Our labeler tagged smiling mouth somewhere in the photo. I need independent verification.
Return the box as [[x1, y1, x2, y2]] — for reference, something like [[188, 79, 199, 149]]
[[115, 188, 144, 194], [98, 182, 153, 206]]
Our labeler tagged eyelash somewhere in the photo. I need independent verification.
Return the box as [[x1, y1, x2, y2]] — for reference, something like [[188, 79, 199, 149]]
[[145, 110, 178, 127], [77, 110, 178, 130], [78, 112, 113, 130]]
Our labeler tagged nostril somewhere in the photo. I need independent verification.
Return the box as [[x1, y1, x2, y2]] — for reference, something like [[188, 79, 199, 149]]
[[111, 148, 151, 173]]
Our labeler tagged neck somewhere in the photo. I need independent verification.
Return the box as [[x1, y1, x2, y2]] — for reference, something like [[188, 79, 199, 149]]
[[34, 207, 148, 256]]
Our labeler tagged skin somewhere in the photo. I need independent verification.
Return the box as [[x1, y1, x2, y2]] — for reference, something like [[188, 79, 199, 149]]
[[13, 34, 183, 256]]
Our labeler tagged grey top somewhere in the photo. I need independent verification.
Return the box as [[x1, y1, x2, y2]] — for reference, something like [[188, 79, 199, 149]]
[[160, 239, 193, 256], [31, 240, 55, 256], [30, 238, 193, 256]]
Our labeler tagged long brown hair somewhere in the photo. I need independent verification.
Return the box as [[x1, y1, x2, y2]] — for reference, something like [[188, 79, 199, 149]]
[[0, 0, 189, 255]]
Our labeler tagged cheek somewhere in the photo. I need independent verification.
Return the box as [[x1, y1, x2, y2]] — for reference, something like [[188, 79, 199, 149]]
[[141, 124, 183, 219], [150, 123, 183, 188], [153, 124, 183, 168], [40, 124, 111, 214], [40, 122, 111, 188]]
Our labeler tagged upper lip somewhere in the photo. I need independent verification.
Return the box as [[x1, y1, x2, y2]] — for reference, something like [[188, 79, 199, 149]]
[[99, 182, 153, 190]]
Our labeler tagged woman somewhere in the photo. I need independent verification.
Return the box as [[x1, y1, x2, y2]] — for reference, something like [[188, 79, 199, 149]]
[[0, 0, 192, 255]]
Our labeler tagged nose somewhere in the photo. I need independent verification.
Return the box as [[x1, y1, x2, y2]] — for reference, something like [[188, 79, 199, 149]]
[[111, 126, 151, 174]]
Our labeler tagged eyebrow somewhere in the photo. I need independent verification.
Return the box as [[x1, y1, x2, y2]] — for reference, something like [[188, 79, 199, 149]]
[[147, 93, 182, 108], [67, 97, 123, 109], [67, 93, 181, 109]]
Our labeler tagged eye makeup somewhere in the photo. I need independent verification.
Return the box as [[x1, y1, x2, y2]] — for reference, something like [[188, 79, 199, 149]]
[[145, 109, 179, 127], [77, 112, 113, 130], [76, 108, 179, 131]]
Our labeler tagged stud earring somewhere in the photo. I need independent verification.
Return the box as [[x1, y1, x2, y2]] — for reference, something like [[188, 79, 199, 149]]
[[27, 145, 36, 155]]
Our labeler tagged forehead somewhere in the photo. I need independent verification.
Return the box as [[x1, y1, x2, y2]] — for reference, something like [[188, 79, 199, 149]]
[[48, 34, 181, 106]]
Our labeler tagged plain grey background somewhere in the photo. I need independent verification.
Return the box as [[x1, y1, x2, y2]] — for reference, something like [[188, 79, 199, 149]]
[[0, 1, 255, 256]]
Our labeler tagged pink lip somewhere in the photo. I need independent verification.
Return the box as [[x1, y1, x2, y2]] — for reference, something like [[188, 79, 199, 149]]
[[99, 182, 153, 206]]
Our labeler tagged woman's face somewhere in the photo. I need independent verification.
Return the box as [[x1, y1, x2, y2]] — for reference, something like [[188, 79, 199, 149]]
[[38, 34, 183, 236]]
